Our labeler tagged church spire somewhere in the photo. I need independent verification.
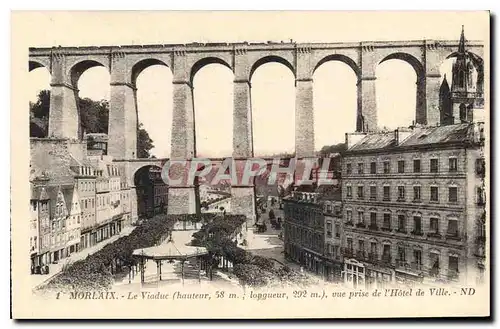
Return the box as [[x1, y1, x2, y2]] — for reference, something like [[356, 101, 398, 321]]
[[458, 25, 466, 54], [440, 74, 450, 92]]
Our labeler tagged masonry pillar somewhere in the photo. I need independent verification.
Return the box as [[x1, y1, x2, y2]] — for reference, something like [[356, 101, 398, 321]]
[[109, 52, 138, 159], [295, 79, 314, 158], [167, 50, 199, 215], [356, 77, 377, 132], [231, 49, 257, 224], [48, 53, 79, 139], [295, 46, 315, 158], [358, 45, 378, 132], [424, 42, 446, 126], [425, 74, 442, 126], [415, 75, 427, 125]]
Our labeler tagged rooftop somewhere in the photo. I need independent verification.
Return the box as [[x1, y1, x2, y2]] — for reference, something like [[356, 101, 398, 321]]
[[347, 122, 483, 154]]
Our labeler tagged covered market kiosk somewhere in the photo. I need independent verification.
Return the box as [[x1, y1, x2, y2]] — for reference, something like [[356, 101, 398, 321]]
[[132, 238, 210, 285]]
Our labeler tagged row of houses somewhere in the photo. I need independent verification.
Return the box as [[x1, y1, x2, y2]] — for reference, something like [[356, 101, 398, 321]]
[[29, 134, 140, 273]]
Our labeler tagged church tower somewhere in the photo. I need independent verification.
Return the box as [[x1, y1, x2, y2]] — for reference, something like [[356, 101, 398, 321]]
[[447, 26, 484, 124], [439, 74, 452, 125]]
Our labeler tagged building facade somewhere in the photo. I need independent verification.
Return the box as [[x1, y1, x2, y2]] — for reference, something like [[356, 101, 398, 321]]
[[152, 167, 168, 215], [30, 178, 51, 270], [323, 193, 344, 281], [341, 28, 486, 289], [29, 133, 138, 274], [283, 191, 326, 277], [342, 123, 486, 288], [63, 184, 82, 256], [72, 159, 97, 250]]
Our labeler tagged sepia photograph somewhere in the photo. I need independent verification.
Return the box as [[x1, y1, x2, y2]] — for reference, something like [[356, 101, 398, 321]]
[[10, 10, 490, 319]]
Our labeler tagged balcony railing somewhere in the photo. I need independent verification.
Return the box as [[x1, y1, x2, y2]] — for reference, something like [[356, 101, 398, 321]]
[[447, 269, 460, 281], [411, 262, 423, 271], [343, 248, 354, 258], [446, 232, 461, 241], [427, 232, 442, 239], [356, 250, 366, 260], [411, 230, 424, 236], [395, 259, 407, 267], [381, 226, 391, 232], [381, 254, 392, 265], [368, 252, 378, 263], [428, 267, 440, 277], [345, 221, 354, 227], [368, 224, 378, 231], [355, 222, 366, 228], [396, 261, 423, 272], [396, 228, 407, 234]]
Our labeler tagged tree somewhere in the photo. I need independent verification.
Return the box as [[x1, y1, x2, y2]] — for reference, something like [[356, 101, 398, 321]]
[[29, 90, 155, 157], [137, 123, 155, 158], [79, 98, 109, 134], [319, 143, 347, 157], [30, 90, 50, 119]]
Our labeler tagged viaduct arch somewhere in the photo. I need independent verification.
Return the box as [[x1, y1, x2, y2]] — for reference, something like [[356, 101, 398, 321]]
[[29, 39, 484, 219]]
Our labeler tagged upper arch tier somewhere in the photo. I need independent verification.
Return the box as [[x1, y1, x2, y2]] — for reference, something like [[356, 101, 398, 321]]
[[29, 39, 484, 83]]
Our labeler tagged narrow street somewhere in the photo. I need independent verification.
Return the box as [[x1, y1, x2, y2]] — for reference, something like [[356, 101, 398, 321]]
[[31, 226, 136, 290], [244, 198, 325, 285]]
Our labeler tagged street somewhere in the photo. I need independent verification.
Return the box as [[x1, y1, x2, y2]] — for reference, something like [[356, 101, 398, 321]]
[[31, 226, 136, 290]]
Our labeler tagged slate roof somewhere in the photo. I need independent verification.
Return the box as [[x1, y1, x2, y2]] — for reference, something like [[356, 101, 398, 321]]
[[61, 185, 77, 213], [399, 123, 474, 147], [31, 184, 49, 201], [316, 185, 342, 201], [347, 123, 479, 153], [348, 132, 396, 152]]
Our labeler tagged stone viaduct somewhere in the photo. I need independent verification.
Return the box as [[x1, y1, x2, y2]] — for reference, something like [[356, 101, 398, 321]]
[[28, 39, 484, 221]]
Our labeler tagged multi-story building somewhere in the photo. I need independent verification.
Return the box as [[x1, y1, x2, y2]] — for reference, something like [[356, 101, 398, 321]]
[[29, 133, 136, 272], [42, 184, 82, 263], [283, 189, 326, 277], [341, 28, 486, 289], [135, 167, 155, 219], [95, 163, 111, 243], [321, 186, 344, 281], [108, 163, 122, 235], [30, 177, 50, 271], [31, 177, 83, 270], [152, 167, 168, 215], [30, 184, 40, 271], [63, 184, 82, 256], [342, 122, 485, 288], [71, 157, 97, 249], [119, 167, 132, 228]]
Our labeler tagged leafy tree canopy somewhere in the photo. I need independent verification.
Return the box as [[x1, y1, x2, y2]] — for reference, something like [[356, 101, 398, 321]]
[[318, 143, 347, 157], [29, 90, 155, 158]]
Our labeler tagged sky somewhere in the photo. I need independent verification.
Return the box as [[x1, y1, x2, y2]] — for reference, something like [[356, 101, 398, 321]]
[[27, 11, 487, 158]]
